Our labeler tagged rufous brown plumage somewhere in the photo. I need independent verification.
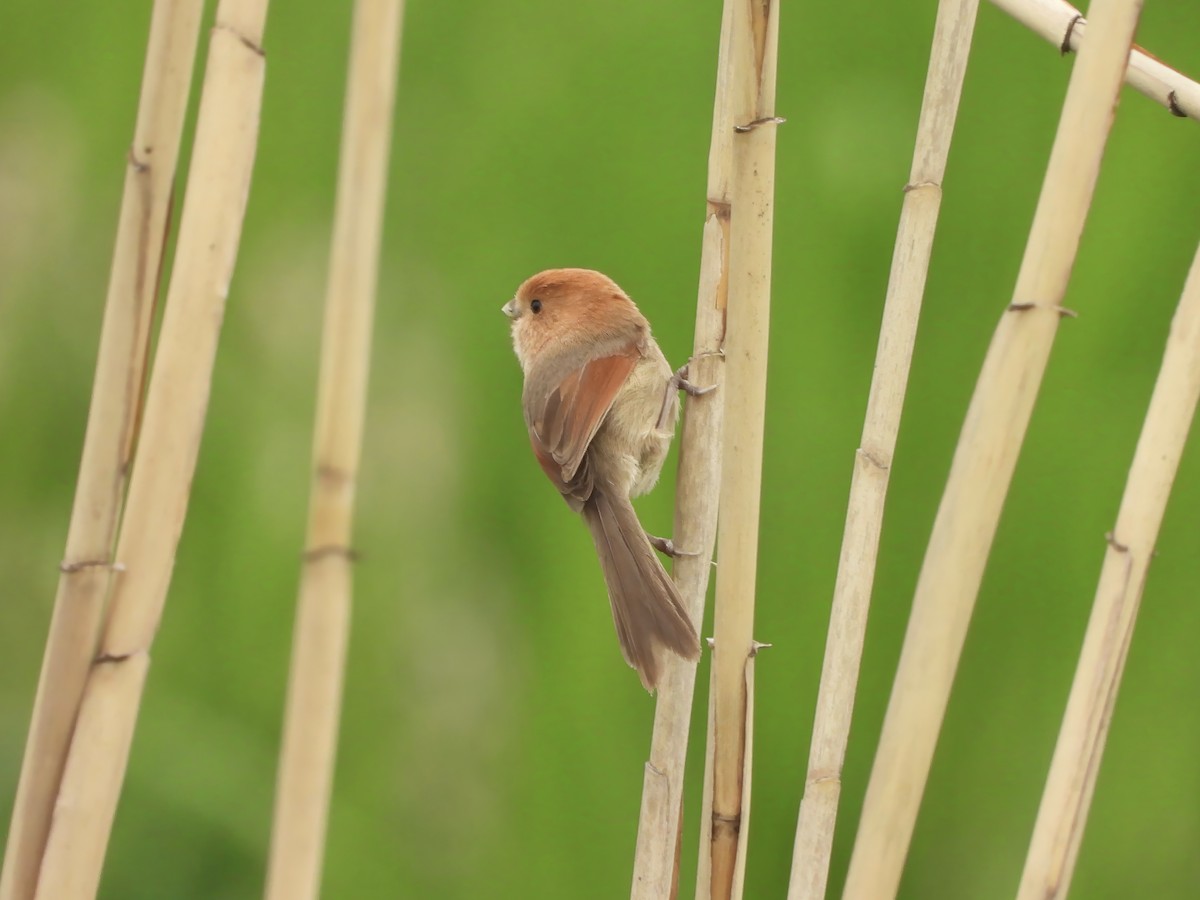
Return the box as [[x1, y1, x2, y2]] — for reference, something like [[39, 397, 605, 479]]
[[503, 268, 702, 691]]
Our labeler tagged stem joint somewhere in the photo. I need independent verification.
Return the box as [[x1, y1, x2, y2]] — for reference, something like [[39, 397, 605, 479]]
[[303, 544, 359, 563], [1061, 14, 1084, 55]]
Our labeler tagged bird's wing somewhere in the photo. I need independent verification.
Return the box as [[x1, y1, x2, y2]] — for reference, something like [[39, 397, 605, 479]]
[[527, 347, 639, 501]]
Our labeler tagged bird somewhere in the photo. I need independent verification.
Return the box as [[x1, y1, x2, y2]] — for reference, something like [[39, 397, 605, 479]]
[[503, 267, 708, 691]]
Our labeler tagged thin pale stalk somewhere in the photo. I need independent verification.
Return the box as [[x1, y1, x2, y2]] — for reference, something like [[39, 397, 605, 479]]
[[842, 1, 1143, 898], [0, 4, 202, 899], [703, 1, 780, 898], [694, 661, 718, 900], [1017, 242, 1200, 900], [264, 2, 403, 898], [629, 4, 731, 898], [990, 0, 1198, 122], [31, 2, 269, 897], [787, 3, 979, 899]]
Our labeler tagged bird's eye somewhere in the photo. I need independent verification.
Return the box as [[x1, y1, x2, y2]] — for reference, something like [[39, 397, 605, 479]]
[[530, 299, 543, 313]]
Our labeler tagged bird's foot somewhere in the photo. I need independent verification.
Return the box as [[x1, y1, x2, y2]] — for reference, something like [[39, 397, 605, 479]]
[[657, 353, 722, 429], [669, 356, 720, 397], [647, 533, 701, 558]]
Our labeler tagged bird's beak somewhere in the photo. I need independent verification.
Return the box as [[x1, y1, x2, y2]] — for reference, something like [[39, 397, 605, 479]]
[[501, 298, 519, 320]]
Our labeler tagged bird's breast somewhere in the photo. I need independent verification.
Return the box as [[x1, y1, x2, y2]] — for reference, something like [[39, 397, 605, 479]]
[[590, 346, 677, 500]]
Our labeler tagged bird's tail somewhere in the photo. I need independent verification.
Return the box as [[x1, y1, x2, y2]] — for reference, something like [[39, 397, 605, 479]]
[[582, 488, 701, 691]]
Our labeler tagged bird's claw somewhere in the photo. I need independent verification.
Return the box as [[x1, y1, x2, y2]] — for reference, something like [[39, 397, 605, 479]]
[[658, 354, 721, 429], [670, 357, 719, 397], [647, 534, 701, 559]]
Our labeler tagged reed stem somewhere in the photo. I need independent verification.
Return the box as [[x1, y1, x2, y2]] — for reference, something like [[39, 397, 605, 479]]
[[786, 2, 980, 897], [701, 1, 780, 897], [0, 4, 203, 898], [1017, 239, 1200, 900], [263, 2, 404, 898], [989, 0, 1198, 123], [30, 2, 270, 896], [842, 1, 1144, 897], [629, 4, 731, 898]]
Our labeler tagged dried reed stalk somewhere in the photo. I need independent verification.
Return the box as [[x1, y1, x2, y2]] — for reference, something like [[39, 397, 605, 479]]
[[628, 2, 731, 897], [785, 3, 980, 898], [990, 0, 1198, 122], [694, 662, 719, 899], [841, 1, 1143, 897], [30, 2, 270, 897], [0, 4, 203, 899], [696, 647, 760, 900], [1017, 241, 1200, 900], [263, 2, 403, 898], [701, 0, 780, 897]]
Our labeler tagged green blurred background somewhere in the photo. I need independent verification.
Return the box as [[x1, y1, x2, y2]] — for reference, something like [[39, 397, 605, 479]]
[[2, 1, 1199, 897]]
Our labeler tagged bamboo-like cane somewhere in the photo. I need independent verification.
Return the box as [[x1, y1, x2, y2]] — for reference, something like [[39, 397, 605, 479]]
[[841, 2, 1143, 898], [786, 3, 980, 899], [701, 1, 780, 898], [1017, 242, 1200, 900], [696, 644, 761, 900], [263, 3, 403, 899], [0, 5, 203, 900], [990, 0, 1198, 123], [629, 6, 731, 899], [694, 659, 719, 900], [29, 3, 270, 898]]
